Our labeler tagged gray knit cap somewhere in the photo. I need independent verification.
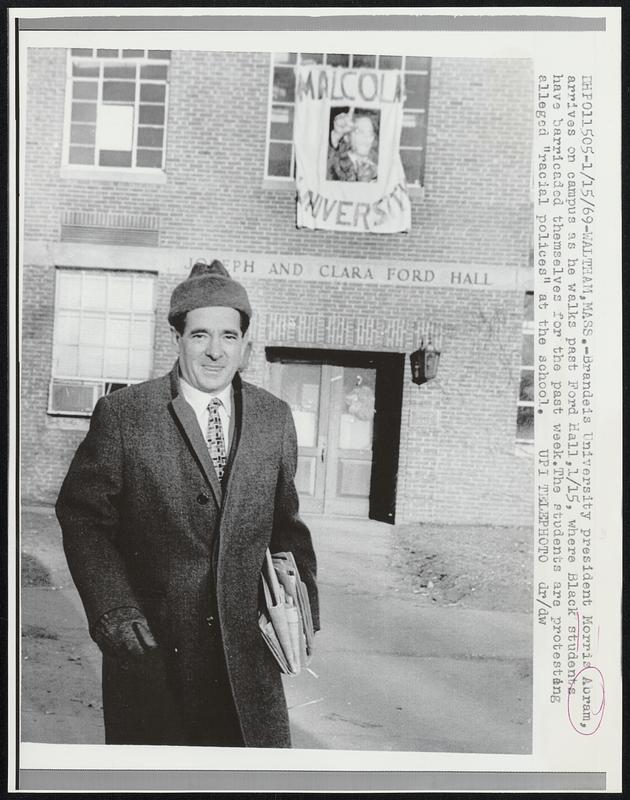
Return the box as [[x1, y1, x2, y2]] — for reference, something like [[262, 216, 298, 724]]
[[168, 259, 252, 325]]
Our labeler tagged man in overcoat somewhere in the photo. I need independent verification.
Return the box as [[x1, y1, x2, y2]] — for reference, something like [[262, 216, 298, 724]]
[[56, 260, 319, 747]]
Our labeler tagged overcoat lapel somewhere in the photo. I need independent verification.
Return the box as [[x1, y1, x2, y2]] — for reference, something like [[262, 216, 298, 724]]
[[220, 376, 242, 490], [221, 374, 255, 511], [168, 366, 223, 508]]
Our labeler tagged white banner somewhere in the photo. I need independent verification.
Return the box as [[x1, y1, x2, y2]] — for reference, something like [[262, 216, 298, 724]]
[[294, 65, 411, 233]]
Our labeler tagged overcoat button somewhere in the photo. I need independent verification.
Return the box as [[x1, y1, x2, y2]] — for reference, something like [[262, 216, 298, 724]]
[[197, 493, 209, 505]]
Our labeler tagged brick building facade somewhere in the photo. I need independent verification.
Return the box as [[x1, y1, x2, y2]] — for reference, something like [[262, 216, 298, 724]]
[[21, 48, 534, 525]]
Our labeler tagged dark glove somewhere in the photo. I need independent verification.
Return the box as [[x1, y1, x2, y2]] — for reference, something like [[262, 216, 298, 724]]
[[91, 606, 158, 661]]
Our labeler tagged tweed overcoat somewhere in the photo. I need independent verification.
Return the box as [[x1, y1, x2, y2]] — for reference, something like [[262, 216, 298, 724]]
[[56, 364, 319, 747]]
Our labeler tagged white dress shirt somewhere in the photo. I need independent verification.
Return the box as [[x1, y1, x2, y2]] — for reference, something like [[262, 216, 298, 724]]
[[179, 377, 233, 450]]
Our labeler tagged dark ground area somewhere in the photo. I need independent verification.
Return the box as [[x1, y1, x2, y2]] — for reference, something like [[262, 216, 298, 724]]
[[391, 521, 532, 612]]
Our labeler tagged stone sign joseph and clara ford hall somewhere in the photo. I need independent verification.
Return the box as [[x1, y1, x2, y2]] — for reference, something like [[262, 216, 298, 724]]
[[21, 48, 534, 526]]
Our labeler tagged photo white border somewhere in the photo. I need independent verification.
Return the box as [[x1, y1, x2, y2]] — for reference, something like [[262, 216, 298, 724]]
[[8, 6, 622, 792]]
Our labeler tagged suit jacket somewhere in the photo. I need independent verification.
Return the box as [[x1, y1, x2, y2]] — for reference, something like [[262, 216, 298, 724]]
[[56, 364, 319, 747]]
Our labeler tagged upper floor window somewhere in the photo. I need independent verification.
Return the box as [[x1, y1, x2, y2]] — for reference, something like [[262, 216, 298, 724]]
[[516, 291, 534, 442], [266, 53, 431, 187], [63, 49, 170, 171], [49, 268, 157, 415]]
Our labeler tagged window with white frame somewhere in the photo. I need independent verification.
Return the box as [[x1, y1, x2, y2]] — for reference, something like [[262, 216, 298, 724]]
[[516, 291, 534, 442], [49, 269, 157, 415], [266, 53, 431, 186], [63, 48, 170, 170]]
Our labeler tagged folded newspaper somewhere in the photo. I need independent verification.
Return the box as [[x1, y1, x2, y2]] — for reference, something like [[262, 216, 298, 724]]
[[259, 550, 314, 675]]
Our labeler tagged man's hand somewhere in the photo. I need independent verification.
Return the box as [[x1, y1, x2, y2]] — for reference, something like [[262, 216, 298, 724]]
[[91, 606, 158, 661], [330, 108, 355, 148]]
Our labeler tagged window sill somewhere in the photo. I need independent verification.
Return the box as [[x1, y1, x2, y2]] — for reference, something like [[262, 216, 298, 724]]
[[60, 166, 167, 184], [261, 178, 296, 192], [261, 178, 425, 199], [45, 414, 91, 431], [515, 440, 535, 457]]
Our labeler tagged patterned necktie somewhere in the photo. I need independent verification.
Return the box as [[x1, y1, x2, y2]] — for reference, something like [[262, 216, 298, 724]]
[[206, 398, 227, 480]]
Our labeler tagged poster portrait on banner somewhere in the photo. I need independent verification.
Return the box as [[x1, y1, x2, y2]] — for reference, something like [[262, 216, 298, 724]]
[[294, 65, 411, 233]]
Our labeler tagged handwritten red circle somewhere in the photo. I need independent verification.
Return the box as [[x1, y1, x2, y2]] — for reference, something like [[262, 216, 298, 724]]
[[567, 665, 605, 735]]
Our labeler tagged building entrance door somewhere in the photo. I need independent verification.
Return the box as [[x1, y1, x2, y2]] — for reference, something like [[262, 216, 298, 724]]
[[268, 347, 404, 522], [269, 361, 376, 516]]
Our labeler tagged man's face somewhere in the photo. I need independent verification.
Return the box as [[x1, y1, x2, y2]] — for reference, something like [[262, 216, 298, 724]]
[[172, 306, 247, 393], [350, 116, 375, 157]]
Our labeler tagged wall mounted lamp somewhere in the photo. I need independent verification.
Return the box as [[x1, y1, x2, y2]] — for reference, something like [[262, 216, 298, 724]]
[[410, 337, 441, 385]]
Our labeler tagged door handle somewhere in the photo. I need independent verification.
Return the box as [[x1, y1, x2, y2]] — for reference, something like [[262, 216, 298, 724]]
[[320, 443, 326, 463]]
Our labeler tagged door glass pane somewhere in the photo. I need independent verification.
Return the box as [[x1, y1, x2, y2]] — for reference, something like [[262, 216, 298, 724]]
[[339, 368, 376, 451], [278, 364, 321, 448], [295, 457, 316, 496]]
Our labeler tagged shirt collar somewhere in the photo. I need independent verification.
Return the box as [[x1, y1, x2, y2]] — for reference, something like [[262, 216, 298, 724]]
[[178, 374, 233, 418]]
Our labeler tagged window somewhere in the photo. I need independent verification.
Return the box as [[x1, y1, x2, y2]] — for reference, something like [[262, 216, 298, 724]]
[[49, 269, 157, 415], [516, 291, 534, 442], [266, 53, 431, 186], [63, 49, 170, 171]]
